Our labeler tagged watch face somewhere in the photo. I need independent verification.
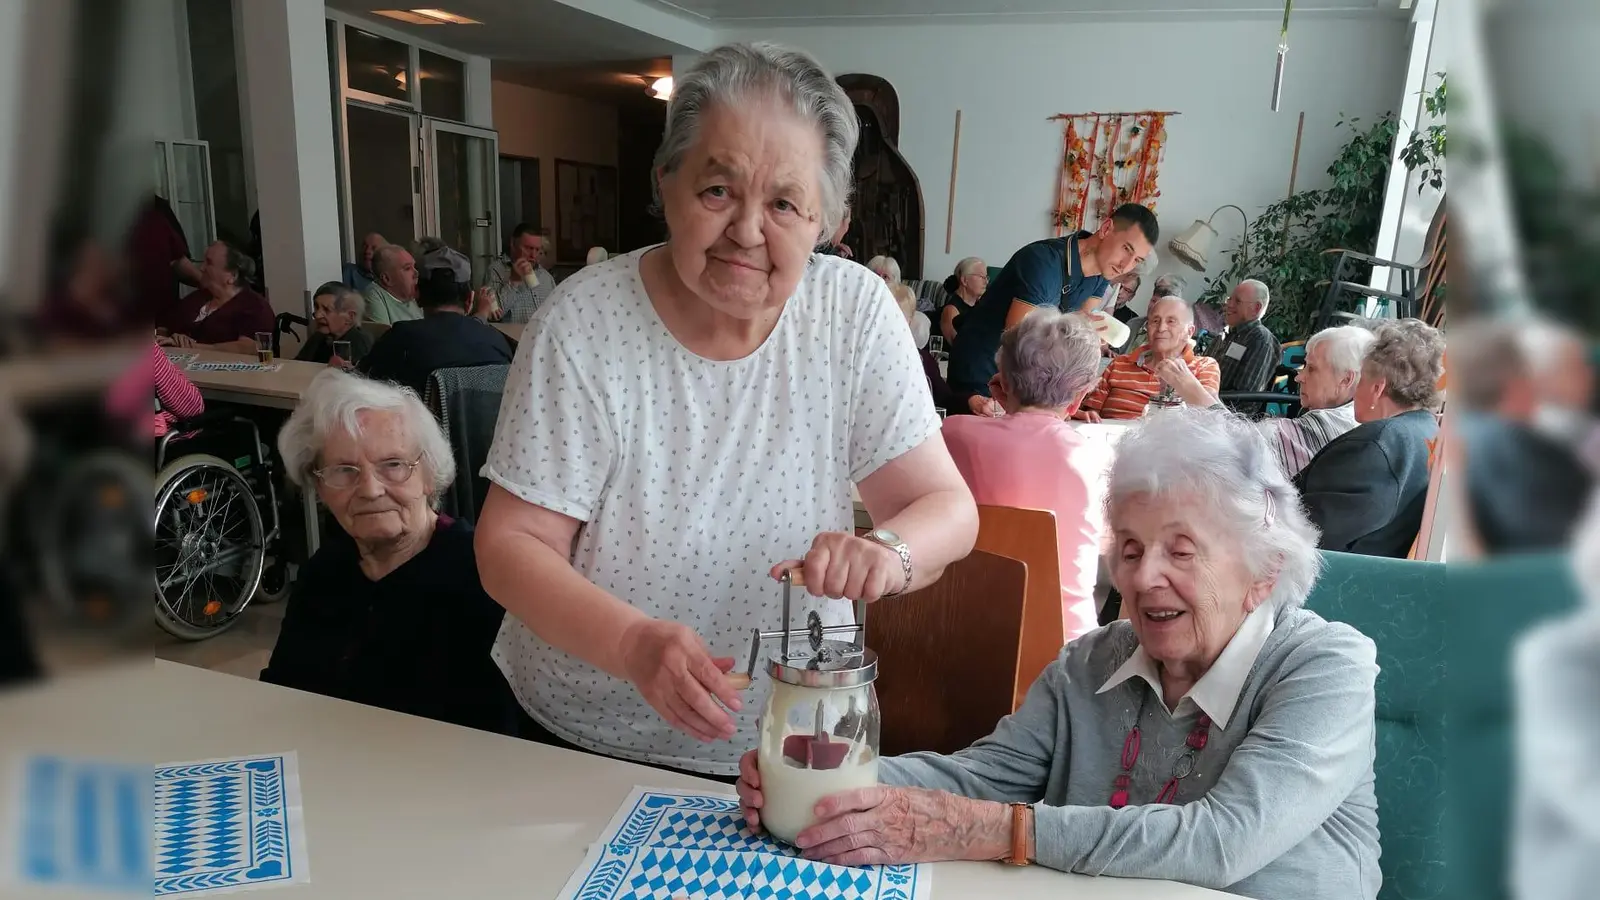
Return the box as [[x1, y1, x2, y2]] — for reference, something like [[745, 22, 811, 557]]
[[871, 529, 900, 545]]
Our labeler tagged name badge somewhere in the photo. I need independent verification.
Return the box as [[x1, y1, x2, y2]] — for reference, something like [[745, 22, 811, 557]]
[[1225, 342, 1247, 361]]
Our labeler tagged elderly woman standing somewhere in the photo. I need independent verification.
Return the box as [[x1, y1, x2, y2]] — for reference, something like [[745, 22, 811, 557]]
[[476, 43, 977, 778], [738, 406, 1380, 898], [262, 370, 515, 733], [867, 255, 928, 348], [1295, 318, 1444, 558], [296, 282, 372, 366], [942, 309, 1113, 640], [940, 256, 987, 344]]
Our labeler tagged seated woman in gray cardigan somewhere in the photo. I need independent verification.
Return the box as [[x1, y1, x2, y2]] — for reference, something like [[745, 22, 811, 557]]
[[737, 406, 1381, 899]]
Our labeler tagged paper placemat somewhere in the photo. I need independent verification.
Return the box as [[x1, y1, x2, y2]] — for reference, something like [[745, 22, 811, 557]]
[[185, 361, 283, 373], [557, 786, 929, 900], [153, 752, 310, 895]]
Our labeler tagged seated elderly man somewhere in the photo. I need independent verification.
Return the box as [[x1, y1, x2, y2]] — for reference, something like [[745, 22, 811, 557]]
[[737, 406, 1381, 898], [260, 370, 516, 733], [361, 244, 422, 326], [1156, 324, 1375, 477], [1295, 318, 1444, 558], [295, 282, 372, 366], [1208, 280, 1281, 417], [943, 309, 1113, 641], [483, 223, 554, 324], [360, 266, 514, 397], [1075, 296, 1220, 421]]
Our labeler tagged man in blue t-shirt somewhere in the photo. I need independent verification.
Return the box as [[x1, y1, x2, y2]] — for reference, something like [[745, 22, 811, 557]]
[[946, 203, 1159, 398]]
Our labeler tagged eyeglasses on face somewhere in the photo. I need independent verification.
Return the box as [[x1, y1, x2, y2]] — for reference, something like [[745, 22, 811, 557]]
[[311, 455, 423, 490]]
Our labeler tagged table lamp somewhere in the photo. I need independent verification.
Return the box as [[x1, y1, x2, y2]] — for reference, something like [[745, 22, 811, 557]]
[[1167, 205, 1249, 273]]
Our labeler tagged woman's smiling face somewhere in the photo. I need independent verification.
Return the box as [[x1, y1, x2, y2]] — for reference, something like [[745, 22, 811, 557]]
[[1111, 491, 1271, 673]]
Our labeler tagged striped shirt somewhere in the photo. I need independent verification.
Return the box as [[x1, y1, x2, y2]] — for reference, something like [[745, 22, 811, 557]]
[[152, 344, 203, 437], [1080, 345, 1221, 420], [1261, 402, 1359, 477]]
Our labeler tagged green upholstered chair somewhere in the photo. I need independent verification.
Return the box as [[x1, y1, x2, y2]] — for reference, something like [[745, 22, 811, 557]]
[[1439, 552, 1579, 900], [1304, 551, 1446, 900]]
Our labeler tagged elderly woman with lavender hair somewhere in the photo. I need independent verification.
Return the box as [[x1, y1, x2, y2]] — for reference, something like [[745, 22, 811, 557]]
[[739, 406, 1382, 899]]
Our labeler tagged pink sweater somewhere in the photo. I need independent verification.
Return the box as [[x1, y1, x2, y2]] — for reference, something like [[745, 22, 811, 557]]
[[941, 411, 1114, 641], [145, 344, 204, 437]]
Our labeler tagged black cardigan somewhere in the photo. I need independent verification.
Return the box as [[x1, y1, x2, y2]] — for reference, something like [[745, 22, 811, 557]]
[[260, 515, 517, 734], [1294, 408, 1439, 559]]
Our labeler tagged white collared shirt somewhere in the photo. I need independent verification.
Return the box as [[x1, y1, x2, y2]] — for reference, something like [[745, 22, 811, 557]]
[[1096, 603, 1277, 728]]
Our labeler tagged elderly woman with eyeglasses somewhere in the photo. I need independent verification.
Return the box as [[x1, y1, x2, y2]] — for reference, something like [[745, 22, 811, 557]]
[[738, 406, 1381, 899], [260, 370, 515, 734], [476, 42, 976, 779]]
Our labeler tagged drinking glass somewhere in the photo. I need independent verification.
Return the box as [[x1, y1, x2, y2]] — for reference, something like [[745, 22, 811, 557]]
[[331, 340, 352, 369], [255, 332, 274, 364]]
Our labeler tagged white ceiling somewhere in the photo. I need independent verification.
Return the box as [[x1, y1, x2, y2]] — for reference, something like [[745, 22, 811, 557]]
[[649, 0, 1402, 25], [324, 0, 697, 65]]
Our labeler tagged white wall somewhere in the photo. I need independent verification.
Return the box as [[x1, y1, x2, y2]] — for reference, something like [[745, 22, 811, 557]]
[[492, 80, 620, 250], [129, 0, 197, 141], [724, 16, 1408, 298]]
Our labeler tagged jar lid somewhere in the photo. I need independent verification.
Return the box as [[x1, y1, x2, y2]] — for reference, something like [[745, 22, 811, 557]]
[[767, 641, 878, 688]]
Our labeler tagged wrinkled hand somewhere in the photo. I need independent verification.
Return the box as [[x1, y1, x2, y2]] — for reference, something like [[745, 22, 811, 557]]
[[794, 784, 1010, 867], [512, 258, 534, 279], [1153, 358, 1213, 406], [618, 619, 743, 742], [967, 395, 1003, 417], [327, 354, 347, 370], [771, 531, 904, 602], [170, 334, 197, 349], [1079, 408, 1102, 423], [155, 334, 176, 347]]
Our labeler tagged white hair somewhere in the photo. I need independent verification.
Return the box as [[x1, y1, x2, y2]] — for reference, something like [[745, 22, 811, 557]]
[[277, 370, 455, 504], [999, 308, 1103, 409], [1108, 406, 1322, 609], [1305, 325, 1376, 377], [1239, 279, 1271, 318], [585, 247, 610, 266], [865, 255, 902, 284], [1151, 273, 1186, 298], [653, 43, 859, 243]]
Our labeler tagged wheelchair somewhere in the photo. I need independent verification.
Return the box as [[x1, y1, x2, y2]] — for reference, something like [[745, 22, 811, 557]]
[[153, 411, 288, 640]]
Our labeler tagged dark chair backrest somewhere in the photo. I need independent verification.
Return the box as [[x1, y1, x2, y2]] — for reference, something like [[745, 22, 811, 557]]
[[423, 365, 510, 524], [1304, 550, 1446, 900], [273, 313, 308, 359], [869, 549, 1027, 757]]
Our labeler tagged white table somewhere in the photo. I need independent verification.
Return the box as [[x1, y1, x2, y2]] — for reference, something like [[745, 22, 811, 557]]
[[170, 348, 327, 553], [0, 662, 1229, 899]]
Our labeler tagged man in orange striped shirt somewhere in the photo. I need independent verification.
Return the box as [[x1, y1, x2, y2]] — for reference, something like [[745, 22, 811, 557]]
[[1075, 296, 1221, 422]]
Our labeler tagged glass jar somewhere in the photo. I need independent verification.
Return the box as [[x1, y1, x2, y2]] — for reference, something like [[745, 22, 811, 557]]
[[755, 646, 881, 845]]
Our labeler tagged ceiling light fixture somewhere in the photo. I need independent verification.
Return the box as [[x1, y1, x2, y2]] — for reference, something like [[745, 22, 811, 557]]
[[649, 76, 674, 101], [371, 8, 483, 26]]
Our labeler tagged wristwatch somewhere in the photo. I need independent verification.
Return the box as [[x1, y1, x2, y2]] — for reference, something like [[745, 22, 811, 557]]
[[860, 528, 913, 596]]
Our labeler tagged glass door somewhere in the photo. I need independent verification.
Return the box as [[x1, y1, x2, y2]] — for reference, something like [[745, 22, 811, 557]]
[[344, 102, 421, 256], [154, 138, 217, 259], [422, 119, 499, 285]]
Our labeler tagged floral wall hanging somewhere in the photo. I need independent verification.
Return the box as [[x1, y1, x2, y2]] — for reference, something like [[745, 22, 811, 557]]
[[1050, 110, 1175, 236]]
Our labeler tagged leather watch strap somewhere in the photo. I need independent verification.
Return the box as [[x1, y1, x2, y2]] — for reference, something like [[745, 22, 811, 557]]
[[1005, 803, 1032, 866]]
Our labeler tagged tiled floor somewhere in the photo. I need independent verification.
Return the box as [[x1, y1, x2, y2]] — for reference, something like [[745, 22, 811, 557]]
[[151, 600, 286, 677]]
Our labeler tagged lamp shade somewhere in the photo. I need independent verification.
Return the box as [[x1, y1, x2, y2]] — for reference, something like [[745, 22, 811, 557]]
[[1167, 219, 1218, 272]]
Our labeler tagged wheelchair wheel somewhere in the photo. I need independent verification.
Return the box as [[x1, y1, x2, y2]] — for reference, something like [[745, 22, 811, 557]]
[[37, 450, 152, 631], [153, 454, 266, 640]]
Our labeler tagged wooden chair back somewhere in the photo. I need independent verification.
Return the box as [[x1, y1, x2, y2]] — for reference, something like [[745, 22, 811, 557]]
[[868, 549, 1027, 757], [973, 505, 1065, 710]]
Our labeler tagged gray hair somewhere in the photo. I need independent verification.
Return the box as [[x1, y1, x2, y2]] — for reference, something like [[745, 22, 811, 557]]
[[372, 244, 410, 280], [997, 308, 1103, 409], [954, 256, 985, 279], [313, 281, 364, 319], [1363, 318, 1446, 411], [865, 255, 902, 284], [653, 43, 859, 242], [1109, 406, 1322, 610], [1151, 273, 1186, 298], [1305, 325, 1375, 378], [277, 370, 455, 504], [1148, 294, 1194, 325], [1238, 279, 1271, 317]]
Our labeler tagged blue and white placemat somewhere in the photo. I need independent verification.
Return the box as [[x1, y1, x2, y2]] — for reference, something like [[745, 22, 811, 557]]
[[8, 754, 152, 892], [557, 786, 930, 900], [185, 361, 282, 373], [153, 753, 310, 895]]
